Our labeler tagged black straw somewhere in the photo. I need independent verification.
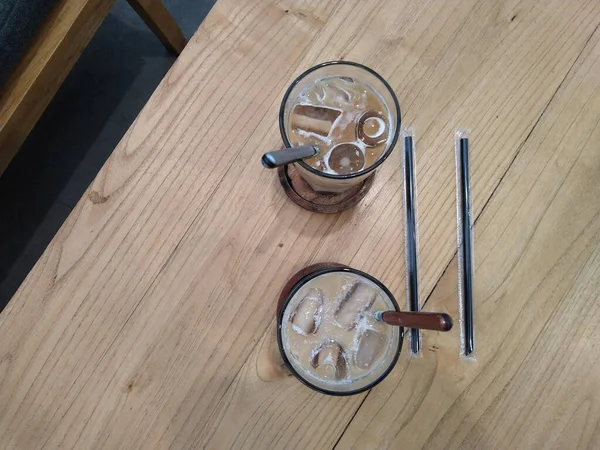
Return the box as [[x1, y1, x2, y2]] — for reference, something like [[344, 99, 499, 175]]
[[403, 135, 420, 354], [459, 137, 474, 356]]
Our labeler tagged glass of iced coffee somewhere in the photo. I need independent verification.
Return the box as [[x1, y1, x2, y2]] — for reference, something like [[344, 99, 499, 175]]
[[279, 61, 401, 192], [277, 265, 402, 396]]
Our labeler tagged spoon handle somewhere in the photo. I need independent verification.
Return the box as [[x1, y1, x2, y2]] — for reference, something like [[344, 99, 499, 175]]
[[376, 311, 453, 332], [262, 146, 318, 168]]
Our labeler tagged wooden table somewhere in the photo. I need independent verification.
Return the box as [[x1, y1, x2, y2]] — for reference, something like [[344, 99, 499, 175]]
[[1, 0, 599, 448]]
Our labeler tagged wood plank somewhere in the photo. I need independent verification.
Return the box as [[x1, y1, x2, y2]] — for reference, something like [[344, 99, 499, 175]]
[[0, 0, 116, 174], [0, 0, 599, 448], [337, 24, 600, 449], [126, 0, 187, 54]]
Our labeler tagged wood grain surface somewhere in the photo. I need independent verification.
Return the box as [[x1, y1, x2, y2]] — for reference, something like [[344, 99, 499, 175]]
[[1, 0, 599, 449]]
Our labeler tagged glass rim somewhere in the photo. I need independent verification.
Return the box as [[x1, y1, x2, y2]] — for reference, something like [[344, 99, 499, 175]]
[[276, 266, 404, 396], [278, 61, 402, 180]]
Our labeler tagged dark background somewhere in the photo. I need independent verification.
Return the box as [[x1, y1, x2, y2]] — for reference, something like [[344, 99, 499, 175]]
[[0, 0, 216, 309]]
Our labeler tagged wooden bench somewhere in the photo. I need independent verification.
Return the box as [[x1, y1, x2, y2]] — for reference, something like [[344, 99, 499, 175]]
[[0, 0, 186, 175]]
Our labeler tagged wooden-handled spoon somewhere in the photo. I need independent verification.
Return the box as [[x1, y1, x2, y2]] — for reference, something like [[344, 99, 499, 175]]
[[374, 311, 453, 332]]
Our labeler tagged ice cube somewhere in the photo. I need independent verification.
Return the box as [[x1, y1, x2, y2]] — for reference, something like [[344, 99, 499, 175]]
[[327, 84, 352, 104], [327, 143, 365, 175], [325, 79, 367, 109], [291, 104, 341, 137], [357, 111, 389, 147], [355, 329, 388, 370], [334, 282, 377, 330], [310, 340, 348, 380], [290, 288, 324, 335]]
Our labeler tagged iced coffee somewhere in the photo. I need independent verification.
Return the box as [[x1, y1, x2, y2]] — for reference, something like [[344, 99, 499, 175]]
[[279, 270, 401, 395], [288, 76, 393, 175], [280, 62, 401, 192]]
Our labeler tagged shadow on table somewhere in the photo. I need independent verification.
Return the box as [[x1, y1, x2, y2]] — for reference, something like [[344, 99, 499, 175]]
[[0, 8, 184, 309]]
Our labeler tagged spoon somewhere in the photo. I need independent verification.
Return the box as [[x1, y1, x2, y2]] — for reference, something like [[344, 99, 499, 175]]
[[261, 145, 318, 168], [374, 311, 453, 332]]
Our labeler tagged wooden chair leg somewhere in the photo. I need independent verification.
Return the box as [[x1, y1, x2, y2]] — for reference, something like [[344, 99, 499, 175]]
[[126, 0, 187, 54]]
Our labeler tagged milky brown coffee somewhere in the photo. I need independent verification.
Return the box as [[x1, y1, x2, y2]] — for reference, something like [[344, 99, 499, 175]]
[[280, 271, 400, 393], [288, 76, 392, 176]]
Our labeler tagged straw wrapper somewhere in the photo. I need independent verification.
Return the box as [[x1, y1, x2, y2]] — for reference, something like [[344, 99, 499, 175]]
[[455, 129, 476, 360], [402, 128, 422, 357]]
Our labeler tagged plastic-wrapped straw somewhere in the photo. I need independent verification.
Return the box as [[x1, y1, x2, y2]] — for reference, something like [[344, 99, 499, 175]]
[[402, 128, 421, 357], [454, 129, 476, 360]]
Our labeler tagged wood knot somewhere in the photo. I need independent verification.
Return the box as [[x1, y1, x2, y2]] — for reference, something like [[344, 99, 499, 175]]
[[123, 371, 152, 393], [88, 190, 109, 204]]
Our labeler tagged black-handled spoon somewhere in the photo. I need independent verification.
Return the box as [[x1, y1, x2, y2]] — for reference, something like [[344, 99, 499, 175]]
[[261, 146, 318, 168]]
